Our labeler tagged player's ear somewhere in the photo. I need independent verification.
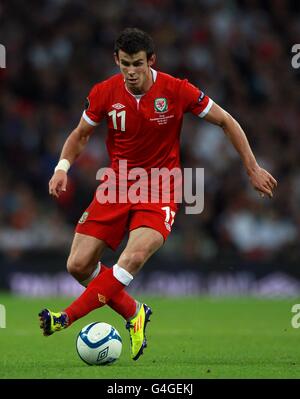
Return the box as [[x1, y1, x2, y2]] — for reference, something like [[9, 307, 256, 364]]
[[114, 52, 120, 66], [148, 54, 156, 67]]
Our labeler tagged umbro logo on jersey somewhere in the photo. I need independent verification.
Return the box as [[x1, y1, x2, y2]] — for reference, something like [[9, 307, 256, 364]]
[[112, 103, 125, 110]]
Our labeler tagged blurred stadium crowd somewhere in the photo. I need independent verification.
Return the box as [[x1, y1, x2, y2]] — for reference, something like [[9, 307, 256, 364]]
[[0, 0, 299, 267]]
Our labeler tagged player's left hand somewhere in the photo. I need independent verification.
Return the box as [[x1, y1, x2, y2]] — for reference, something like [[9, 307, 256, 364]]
[[247, 165, 277, 198]]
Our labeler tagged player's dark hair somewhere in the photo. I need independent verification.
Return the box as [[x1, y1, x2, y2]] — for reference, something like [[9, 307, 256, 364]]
[[114, 28, 155, 60]]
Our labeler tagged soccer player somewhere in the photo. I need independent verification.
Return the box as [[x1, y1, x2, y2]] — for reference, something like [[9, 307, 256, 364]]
[[39, 28, 277, 360]]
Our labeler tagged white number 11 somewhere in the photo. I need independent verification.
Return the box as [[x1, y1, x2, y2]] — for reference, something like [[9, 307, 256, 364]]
[[108, 110, 126, 132]]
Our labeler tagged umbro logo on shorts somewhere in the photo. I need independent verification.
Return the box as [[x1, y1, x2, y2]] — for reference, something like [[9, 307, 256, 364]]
[[164, 222, 171, 232], [112, 103, 125, 110]]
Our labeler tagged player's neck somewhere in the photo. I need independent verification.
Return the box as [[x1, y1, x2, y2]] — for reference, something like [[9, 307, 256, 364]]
[[126, 68, 154, 95]]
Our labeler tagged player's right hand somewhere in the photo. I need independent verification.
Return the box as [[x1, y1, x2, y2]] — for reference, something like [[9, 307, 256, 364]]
[[49, 170, 68, 198]]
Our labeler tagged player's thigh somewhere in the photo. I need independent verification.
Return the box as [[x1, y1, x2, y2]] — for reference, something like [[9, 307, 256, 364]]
[[117, 227, 164, 275], [67, 232, 107, 274]]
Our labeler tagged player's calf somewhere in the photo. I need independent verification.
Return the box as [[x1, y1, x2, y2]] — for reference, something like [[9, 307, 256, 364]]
[[118, 250, 149, 275]]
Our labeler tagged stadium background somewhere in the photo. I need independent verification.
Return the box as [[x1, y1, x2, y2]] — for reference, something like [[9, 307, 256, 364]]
[[0, 0, 299, 299]]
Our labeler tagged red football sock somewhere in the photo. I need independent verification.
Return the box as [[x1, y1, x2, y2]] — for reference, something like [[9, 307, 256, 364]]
[[65, 266, 131, 325], [101, 264, 137, 320]]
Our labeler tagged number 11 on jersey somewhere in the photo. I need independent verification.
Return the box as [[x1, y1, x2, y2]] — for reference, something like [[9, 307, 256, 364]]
[[108, 110, 126, 132]]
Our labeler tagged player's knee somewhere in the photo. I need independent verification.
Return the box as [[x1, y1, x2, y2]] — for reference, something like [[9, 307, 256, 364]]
[[119, 250, 148, 274], [66, 255, 90, 280]]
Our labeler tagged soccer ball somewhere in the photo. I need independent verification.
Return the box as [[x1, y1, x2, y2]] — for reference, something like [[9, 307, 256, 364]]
[[76, 322, 122, 365]]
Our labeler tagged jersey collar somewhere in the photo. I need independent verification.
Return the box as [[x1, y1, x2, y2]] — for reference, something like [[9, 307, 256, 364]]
[[124, 68, 158, 99], [151, 68, 157, 83]]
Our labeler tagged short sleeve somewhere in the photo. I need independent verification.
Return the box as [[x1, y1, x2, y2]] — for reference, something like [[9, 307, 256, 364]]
[[82, 83, 106, 126], [180, 79, 213, 118]]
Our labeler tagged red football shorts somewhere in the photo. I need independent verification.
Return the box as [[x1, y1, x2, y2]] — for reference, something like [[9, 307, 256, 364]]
[[75, 195, 178, 250]]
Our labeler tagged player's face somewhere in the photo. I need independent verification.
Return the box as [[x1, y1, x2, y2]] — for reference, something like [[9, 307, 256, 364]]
[[115, 50, 155, 94]]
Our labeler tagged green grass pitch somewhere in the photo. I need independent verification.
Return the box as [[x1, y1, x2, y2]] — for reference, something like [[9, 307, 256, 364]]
[[0, 293, 300, 379]]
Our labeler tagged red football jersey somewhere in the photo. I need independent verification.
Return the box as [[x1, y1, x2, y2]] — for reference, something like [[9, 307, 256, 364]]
[[83, 69, 213, 201]]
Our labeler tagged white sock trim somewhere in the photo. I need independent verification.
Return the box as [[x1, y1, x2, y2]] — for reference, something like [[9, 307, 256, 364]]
[[113, 264, 133, 286], [80, 262, 101, 287]]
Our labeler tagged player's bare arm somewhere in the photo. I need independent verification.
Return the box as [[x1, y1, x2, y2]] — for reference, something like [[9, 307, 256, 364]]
[[49, 117, 95, 198], [204, 102, 277, 198]]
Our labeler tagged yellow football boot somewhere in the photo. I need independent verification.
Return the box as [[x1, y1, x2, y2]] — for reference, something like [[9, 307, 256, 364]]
[[126, 303, 152, 360], [39, 309, 69, 336]]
